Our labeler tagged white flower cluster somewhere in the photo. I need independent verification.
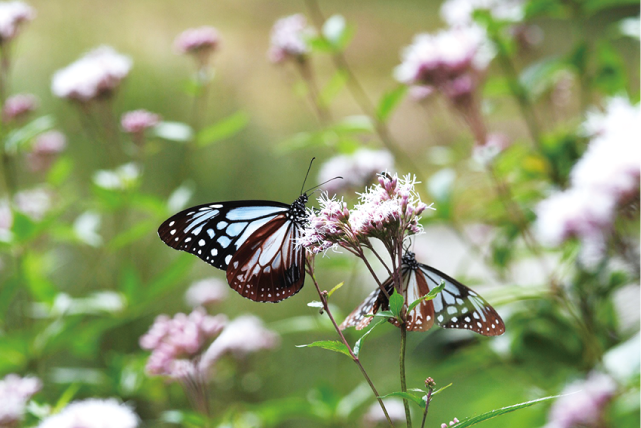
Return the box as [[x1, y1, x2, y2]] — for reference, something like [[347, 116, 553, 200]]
[[268, 14, 313, 63], [51, 46, 132, 102], [535, 97, 640, 265], [37, 398, 139, 428], [440, 0, 525, 28], [0, 374, 41, 426], [0, 1, 34, 42]]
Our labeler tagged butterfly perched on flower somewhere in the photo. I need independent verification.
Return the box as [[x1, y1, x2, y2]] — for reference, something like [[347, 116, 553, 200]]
[[158, 195, 309, 303], [340, 251, 505, 336]]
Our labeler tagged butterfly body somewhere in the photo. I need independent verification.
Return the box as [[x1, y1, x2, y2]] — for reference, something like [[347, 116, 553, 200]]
[[158, 195, 308, 303], [341, 251, 505, 336]]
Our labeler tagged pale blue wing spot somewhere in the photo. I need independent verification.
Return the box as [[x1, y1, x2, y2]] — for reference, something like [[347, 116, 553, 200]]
[[226, 206, 287, 220]]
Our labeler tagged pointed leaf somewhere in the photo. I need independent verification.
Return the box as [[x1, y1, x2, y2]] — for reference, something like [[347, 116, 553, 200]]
[[378, 391, 425, 408], [296, 340, 352, 358], [376, 85, 407, 122], [407, 281, 445, 313], [389, 290, 404, 318], [450, 395, 562, 428], [197, 111, 249, 147], [366, 310, 395, 319], [327, 281, 344, 298], [354, 319, 384, 357]]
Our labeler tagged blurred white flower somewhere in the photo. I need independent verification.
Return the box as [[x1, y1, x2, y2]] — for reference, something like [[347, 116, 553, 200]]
[[268, 14, 313, 63], [0, 1, 35, 42], [440, 0, 525, 28], [472, 132, 511, 165], [37, 398, 138, 428], [185, 277, 228, 308], [51, 46, 132, 102], [317, 148, 394, 194], [0, 374, 41, 427], [121, 109, 160, 134], [73, 211, 102, 247], [93, 163, 140, 190], [15, 187, 53, 220], [27, 130, 67, 173], [363, 398, 406, 427], [544, 372, 617, 428]]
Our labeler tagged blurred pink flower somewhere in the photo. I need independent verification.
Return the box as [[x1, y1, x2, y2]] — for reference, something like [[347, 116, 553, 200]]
[[185, 277, 228, 308], [472, 132, 510, 165], [298, 193, 353, 254], [51, 46, 132, 102], [200, 315, 279, 370], [0, 374, 41, 427], [268, 14, 312, 63], [317, 148, 395, 195], [2, 93, 37, 122], [174, 26, 220, 67], [37, 398, 138, 428], [363, 398, 406, 427], [441, 418, 460, 428], [120, 109, 160, 134], [27, 130, 66, 172], [15, 187, 52, 220], [0, 1, 35, 43], [140, 309, 226, 378], [440, 0, 525, 28], [544, 372, 616, 428]]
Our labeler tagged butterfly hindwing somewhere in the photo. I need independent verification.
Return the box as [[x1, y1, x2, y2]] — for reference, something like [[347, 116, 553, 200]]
[[226, 215, 305, 302], [158, 200, 289, 270], [339, 279, 393, 331]]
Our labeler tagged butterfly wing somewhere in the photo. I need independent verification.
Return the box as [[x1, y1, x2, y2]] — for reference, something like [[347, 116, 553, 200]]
[[225, 214, 305, 302], [400, 267, 436, 332], [417, 263, 505, 336], [158, 200, 290, 270], [339, 278, 394, 331]]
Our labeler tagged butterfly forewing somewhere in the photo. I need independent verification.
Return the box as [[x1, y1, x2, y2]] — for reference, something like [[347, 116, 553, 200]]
[[417, 264, 505, 336], [226, 215, 305, 302], [339, 280, 393, 331], [158, 201, 289, 270]]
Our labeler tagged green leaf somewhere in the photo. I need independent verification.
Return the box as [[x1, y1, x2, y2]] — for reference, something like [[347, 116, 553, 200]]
[[196, 111, 249, 147], [327, 281, 344, 298], [432, 383, 453, 397], [332, 115, 374, 133], [319, 70, 348, 107], [52, 383, 81, 413], [376, 85, 407, 122], [378, 391, 425, 408], [389, 290, 404, 318], [296, 340, 352, 358], [366, 309, 394, 319], [354, 319, 384, 357], [450, 395, 562, 428], [152, 121, 194, 142], [407, 281, 445, 313], [519, 56, 569, 98], [4, 115, 55, 154], [107, 219, 157, 251]]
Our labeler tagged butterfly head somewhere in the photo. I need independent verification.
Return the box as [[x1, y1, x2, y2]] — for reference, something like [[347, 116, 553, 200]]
[[402, 251, 419, 270], [290, 194, 309, 227]]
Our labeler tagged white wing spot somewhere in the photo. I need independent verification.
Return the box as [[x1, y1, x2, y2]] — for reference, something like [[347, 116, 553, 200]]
[[207, 229, 215, 238], [452, 317, 458, 322], [447, 306, 458, 315], [465, 316, 471, 322], [473, 312, 480, 320], [198, 239, 205, 246], [169, 221, 175, 227], [185, 237, 192, 243], [211, 248, 218, 256], [170, 229, 176, 235], [437, 315, 444, 322], [174, 237, 179, 241], [225, 255, 232, 264], [210, 204, 223, 208], [477, 322, 482, 328]]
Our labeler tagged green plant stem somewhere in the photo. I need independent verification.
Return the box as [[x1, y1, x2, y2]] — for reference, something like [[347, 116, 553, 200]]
[[296, 58, 332, 126], [400, 324, 412, 428], [306, 261, 396, 428], [420, 387, 433, 428]]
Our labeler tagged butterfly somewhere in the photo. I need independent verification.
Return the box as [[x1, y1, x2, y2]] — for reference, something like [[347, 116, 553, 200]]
[[340, 251, 505, 336], [158, 194, 309, 303]]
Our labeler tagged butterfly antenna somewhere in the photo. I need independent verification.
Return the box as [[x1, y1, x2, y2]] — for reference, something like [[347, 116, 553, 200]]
[[300, 157, 316, 195], [304, 176, 343, 195]]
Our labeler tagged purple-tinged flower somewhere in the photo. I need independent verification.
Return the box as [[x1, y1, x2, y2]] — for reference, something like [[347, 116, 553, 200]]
[[37, 398, 138, 428], [441, 418, 460, 428], [0, 374, 41, 427], [185, 277, 228, 308], [268, 14, 313, 64], [0, 1, 35, 43], [298, 193, 355, 254], [121, 109, 160, 134], [27, 130, 66, 172], [317, 148, 395, 195], [544, 372, 616, 428], [93, 163, 140, 190], [472, 132, 510, 165], [440, 0, 525, 28], [363, 399, 406, 427], [140, 309, 226, 378], [174, 26, 220, 67], [2, 93, 37, 122], [200, 315, 279, 370], [15, 187, 52, 220], [51, 46, 132, 102]]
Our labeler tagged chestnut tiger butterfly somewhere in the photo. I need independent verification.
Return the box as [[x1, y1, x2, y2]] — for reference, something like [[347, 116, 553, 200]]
[[340, 251, 505, 336], [157, 161, 329, 303]]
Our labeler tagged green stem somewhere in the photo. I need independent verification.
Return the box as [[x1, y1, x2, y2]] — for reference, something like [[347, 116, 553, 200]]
[[400, 324, 412, 428], [296, 58, 332, 126]]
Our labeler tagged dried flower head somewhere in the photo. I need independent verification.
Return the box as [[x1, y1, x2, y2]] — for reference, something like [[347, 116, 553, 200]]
[[0, 1, 35, 43], [140, 309, 226, 378], [185, 277, 228, 308], [317, 148, 395, 195], [174, 26, 220, 68], [27, 130, 66, 172], [51, 46, 132, 102], [37, 398, 138, 428], [2, 93, 37, 122], [268, 14, 313, 63], [0, 374, 41, 427], [544, 372, 616, 428], [121, 109, 160, 134]]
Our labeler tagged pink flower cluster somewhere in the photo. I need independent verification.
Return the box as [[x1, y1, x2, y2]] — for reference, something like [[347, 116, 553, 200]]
[[300, 173, 433, 254], [174, 26, 220, 68], [317, 148, 395, 195], [544, 372, 616, 428], [268, 14, 312, 64], [394, 26, 493, 105], [37, 398, 139, 428], [0, 1, 35, 42], [120, 109, 160, 134], [27, 130, 67, 172], [139, 309, 226, 378], [51, 46, 132, 102], [0, 374, 41, 427], [441, 418, 460, 428], [2, 93, 37, 122], [535, 98, 640, 266]]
